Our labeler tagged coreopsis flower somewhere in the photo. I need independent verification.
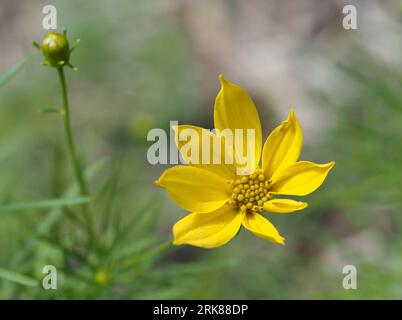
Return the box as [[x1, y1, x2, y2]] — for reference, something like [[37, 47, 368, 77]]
[[156, 75, 334, 248]]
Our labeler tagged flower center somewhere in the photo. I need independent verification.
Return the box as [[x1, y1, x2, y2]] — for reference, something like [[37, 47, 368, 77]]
[[228, 169, 272, 213]]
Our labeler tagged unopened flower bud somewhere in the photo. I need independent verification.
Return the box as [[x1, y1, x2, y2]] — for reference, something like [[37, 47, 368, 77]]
[[40, 32, 70, 68]]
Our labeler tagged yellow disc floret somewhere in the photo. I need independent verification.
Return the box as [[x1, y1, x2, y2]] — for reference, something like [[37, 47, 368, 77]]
[[228, 169, 272, 213]]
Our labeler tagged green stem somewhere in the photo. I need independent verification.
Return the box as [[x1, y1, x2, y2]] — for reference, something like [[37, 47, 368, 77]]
[[57, 68, 95, 242], [57, 67, 88, 196]]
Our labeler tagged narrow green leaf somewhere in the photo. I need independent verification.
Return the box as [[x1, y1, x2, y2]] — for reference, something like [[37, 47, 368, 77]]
[[37, 108, 62, 114], [36, 157, 108, 234], [10, 158, 108, 268], [0, 51, 35, 88], [0, 268, 38, 287], [0, 196, 90, 214]]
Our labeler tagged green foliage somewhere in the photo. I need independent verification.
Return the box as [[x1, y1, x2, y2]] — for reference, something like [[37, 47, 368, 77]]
[[0, 197, 90, 214], [0, 27, 221, 298], [0, 52, 36, 89], [0, 268, 38, 287]]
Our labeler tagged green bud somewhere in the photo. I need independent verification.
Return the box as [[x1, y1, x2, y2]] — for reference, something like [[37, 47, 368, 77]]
[[40, 32, 70, 68]]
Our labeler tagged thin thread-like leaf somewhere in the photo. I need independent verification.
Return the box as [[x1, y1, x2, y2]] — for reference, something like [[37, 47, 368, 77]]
[[37, 108, 61, 114], [0, 51, 35, 88], [0, 197, 90, 214], [0, 268, 38, 287], [10, 158, 108, 268]]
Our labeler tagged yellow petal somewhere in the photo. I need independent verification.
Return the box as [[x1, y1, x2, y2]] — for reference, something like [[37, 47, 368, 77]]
[[172, 125, 236, 180], [242, 212, 285, 245], [270, 161, 335, 196], [173, 205, 242, 248], [156, 166, 231, 213], [214, 75, 262, 173], [262, 109, 302, 180], [263, 199, 308, 213]]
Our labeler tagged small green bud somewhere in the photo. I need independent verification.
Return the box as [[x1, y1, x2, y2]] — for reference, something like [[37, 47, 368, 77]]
[[39, 31, 71, 68]]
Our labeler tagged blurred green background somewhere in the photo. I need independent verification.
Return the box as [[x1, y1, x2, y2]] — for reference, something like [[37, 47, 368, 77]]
[[1, 0, 402, 299]]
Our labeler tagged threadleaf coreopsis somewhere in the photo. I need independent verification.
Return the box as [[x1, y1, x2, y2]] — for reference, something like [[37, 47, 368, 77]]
[[156, 76, 335, 248]]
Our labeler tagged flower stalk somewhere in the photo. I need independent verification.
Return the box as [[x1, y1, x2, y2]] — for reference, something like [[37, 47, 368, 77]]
[[34, 30, 94, 237], [57, 67, 88, 196]]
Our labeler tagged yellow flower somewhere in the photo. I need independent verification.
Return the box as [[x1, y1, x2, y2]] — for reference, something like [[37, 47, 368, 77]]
[[156, 75, 334, 248], [94, 269, 109, 285]]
